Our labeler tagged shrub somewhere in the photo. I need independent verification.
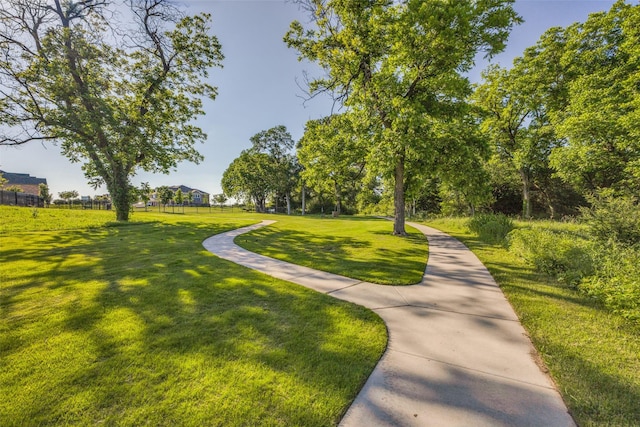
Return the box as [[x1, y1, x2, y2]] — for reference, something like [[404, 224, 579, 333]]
[[467, 213, 514, 244], [507, 228, 594, 287], [580, 242, 640, 322], [581, 192, 640, 246]]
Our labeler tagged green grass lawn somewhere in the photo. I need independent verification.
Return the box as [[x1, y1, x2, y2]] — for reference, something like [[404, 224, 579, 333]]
[[236, 216, 428, 285], [0, 207, 386, 426], [11, 205, 636, 425], [426, 218, 640, 427]]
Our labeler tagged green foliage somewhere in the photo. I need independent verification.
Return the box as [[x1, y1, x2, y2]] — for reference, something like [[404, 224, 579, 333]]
[[58, 190, 79, 201], [250, 126, 299, 214], [0, 2, 222, 221], [577, 192, 640, 321], [38, 183, 51, 206], [174, 189, 184, 205], [548, 2, 640, 193], [466, 213, 514, 244], [473, 61, 557, 219], [472, 2, 640, 217], [286, 0, 521, 234], [222, 150, 274, 213], [157, 186, 173, 209], [4, 185, 23, 192], [490, 203, 640, 321], [223, 126, 298, 214], [138, 182, 151, 211], [507, 228, 594, 287], [580, 192, 640, 246], [581, 242, 640, 321], [58, 190, 79, 209], [298, 114, 366, 214], [213, 193, 227, 207]]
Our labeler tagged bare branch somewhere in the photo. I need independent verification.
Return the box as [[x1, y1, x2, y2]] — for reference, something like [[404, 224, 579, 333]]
[[0, 133, 57, 146]]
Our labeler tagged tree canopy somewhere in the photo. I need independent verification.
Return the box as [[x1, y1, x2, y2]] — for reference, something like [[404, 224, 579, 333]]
[[222, 126, 297, 213], [298, 114, 366, 214], [222, 150, 274, 213], [286, 0, 520, 234], [0, 0, 223, 220], [548, 1, 640, 194], [472, 62, 557, 219]]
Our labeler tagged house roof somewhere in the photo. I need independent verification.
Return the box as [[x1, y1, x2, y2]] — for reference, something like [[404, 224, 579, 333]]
[[1, 170, 47, 186], [0, 170, 47, 196], [168, 185, 209, 196]]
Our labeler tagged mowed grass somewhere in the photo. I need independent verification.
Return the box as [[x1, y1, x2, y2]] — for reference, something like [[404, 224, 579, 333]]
[[0, 205, 143, 232], [0, 207, 386, 426], [237, 216, 428, 285], [426, 218, 640, 427]]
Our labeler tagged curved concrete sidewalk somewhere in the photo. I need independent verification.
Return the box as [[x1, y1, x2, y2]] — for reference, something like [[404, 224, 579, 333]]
[[202, 220, 575, 427]]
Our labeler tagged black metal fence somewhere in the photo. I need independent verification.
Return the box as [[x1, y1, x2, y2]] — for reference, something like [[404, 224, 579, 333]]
[[0, 190, 44, 207]]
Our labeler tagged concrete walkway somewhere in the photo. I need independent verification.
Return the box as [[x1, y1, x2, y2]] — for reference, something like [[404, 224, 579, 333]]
[[202, 220, 575, 427]]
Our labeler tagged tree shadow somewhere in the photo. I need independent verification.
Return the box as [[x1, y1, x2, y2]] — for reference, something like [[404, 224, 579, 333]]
[[0, 219, 386, 425], [236, 227, 427, 285]]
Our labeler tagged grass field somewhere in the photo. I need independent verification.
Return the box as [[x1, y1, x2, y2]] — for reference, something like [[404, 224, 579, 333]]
[[5, 205, 637, 426], [0, 207, 387, 426], [426, 217, 640, 427], [236, 216, 428, 285]]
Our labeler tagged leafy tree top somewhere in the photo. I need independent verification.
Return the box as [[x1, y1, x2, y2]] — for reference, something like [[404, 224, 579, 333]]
[[0, 0, 223, 221]]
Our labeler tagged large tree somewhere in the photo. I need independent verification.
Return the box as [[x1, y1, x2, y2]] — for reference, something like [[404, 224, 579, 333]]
[[549, 1, 640, 194], [434, 116, 493, 216], [249, 126, 298, 214], [473, 63, 556, 219], [221, 150, 275, 213], [285, 0, 520, 234], [298, 114, 366, 214], [0, 0, 222, 221]]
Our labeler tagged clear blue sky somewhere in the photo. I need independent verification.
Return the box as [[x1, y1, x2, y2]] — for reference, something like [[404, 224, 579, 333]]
[[0, 0, 617, 199]]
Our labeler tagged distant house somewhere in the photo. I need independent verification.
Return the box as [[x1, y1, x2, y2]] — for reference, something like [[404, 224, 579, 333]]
[[168, 185, 209, 206], [147, 185, 209, 207], [0, 170, 47, 196]]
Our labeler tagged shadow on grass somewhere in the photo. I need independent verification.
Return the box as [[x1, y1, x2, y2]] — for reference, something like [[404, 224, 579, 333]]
[[545, 340, 640, 426], [0, 219, 386, 426], [236, 226, 427, 285]]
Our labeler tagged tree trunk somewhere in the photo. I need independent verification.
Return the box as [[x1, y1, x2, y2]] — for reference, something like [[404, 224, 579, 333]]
[[110, 173, 131, 221], [520, 169, 531, 219], [255, 196, 266, 213], [538, 186, 555, 219], [393, 153, 407, 236], [301, 184, 306, 216], [286, 193, 291, 215]]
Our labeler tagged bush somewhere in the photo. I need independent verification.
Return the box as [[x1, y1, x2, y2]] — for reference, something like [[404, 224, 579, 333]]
[[507, 228, 594, 287], [581, 192, 640, 246], [467, 213, 514, 244], [581, 242, 640, 322]]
